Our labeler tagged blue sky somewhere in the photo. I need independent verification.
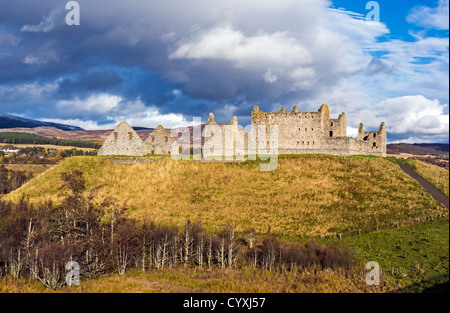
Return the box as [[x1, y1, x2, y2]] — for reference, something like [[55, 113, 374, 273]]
[[334, 0, 438, 40], [0, 0, 448, 143]]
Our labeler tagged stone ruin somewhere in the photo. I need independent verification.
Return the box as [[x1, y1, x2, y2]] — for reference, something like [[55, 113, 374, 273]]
[[98, 121, 176, 156], [250, 104, 386, 157], [98, 104, 387, 157]]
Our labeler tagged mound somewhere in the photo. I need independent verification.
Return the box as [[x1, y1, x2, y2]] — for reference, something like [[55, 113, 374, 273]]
[[6, 155, 447, 237]]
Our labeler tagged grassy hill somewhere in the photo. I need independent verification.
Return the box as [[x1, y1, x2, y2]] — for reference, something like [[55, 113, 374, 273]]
[[6, 155, 447, 238], [409, 160, 449, 197]]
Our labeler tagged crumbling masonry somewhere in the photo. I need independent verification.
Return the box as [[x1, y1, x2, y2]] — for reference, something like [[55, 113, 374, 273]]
[[98, 121, 176, 156], [250, 104, 386, 157], [98, 104, 386, 157]]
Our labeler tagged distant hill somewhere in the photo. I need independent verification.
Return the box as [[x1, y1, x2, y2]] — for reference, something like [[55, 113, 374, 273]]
[[0, 132, 102, 149], [388, 143, 449, 155], [0, 124, 205, 143], [0, 113, 83, 131]]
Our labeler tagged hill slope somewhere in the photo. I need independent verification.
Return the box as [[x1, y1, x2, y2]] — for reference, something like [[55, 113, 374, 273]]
[[0, 113, 83, 131], [6, 155, 447, 237]]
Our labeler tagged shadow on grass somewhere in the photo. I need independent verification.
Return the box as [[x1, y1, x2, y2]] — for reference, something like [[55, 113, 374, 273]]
[[397, 274, 449, 293], [423, 281, 449, 293]]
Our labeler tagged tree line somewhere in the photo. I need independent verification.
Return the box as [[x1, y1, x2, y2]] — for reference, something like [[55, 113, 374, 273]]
[[0, 147, 97, 165], [0, 165, 33, 194], [0, 132, 102, 149], [0, 170, 354, 289]]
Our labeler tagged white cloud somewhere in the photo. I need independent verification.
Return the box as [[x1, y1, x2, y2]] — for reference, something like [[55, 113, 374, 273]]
[[264, 70, 278, 84], [0, 80, 60, 103], [170, 25, 312, 69], [52, 95, 192, 130], [407, 0, 449, 30], [57, 94, 122, 115], [42, 110, 192, 130], [390, 135, 449, 144], [20, 9, 60, 33], [347, 126, 359, 138], [23, 56, 39, 65], [355, 34, 449, 105], [360, 95, 449, 137], [124, 110, 190, 129], [308, 83, 449, 143], [167, 7, 389, 97], [22, 40, 60, 65]]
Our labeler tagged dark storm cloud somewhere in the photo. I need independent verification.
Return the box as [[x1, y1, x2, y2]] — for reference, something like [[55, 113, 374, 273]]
[[1, 0, 341, 111], [59, 70, 123, 92]]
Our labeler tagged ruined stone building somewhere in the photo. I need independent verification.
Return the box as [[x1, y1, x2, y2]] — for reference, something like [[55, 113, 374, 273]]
[[203, 104, 386, 157], [98, 104, 386, 157], [97, 121, 176, 156], [250, 104, 386, 156], [203, 113, 245, 158], [145, 125, 177, 155]]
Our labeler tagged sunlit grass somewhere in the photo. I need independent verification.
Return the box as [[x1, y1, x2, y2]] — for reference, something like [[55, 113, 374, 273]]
[[0, 266, 382, 293], [346, 218, 449, 292], [3, 164, 56, 177], [410, 160, 449, 197], [6, 155, 445, 237]]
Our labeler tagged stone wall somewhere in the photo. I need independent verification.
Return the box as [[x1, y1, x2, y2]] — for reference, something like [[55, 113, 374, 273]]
[[98, 122, 177, 156], [249, 104, 386, 157], [144, 125, 176, 155], [98, 121, 146, 156], [356, 122, 387, 156], [99, 103, 387, 158], [203, 113, 246, 158]]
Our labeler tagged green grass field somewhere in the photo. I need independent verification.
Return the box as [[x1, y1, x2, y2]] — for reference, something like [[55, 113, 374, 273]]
[[345, 218, 449, 292]]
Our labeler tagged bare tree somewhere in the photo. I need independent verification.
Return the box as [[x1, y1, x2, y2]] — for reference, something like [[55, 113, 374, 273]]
[[244, 229, 256, 249], [207, 236, 213, 269], [197, 236, 204, 268], [182, 221, 193, 267], [227, 226, 239, 268], [217, 237, 226, 269], [161, 235, 169, 269], [37, 262, 64, 290], [8, 248, 23, 278]]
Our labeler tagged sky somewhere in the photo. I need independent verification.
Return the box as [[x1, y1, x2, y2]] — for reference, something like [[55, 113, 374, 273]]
[[0, 0, 448, 143]]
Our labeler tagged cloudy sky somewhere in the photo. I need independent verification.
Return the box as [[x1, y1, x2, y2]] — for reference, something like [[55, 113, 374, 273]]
[[0, 0, 448, 143]]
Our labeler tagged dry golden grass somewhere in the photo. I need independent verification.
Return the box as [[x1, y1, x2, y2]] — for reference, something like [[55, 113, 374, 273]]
[[387, 153, 415, 159], [5, 155, 445, 237], [411, 160, 449, 197], [3, 164, 56, 177], [0, 267, 386, 293]]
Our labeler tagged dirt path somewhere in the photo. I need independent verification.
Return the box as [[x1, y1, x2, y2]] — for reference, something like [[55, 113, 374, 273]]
[[399, 163, 449, 209]]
